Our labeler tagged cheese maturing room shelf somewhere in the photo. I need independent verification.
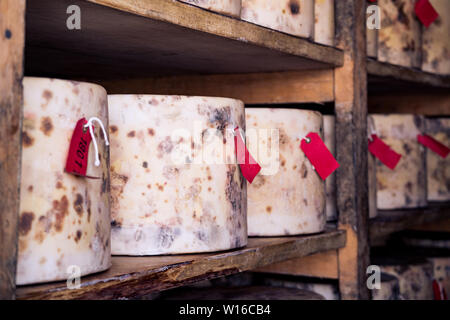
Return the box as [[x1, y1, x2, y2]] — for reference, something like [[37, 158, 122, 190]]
[[1, 0, 449, 300]]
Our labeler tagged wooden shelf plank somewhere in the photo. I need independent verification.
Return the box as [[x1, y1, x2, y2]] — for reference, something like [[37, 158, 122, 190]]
[[25, 0, 343, 80], [367, 59, 450, 93], [16, 229, 345, 300], [370, 203, 450, 245]]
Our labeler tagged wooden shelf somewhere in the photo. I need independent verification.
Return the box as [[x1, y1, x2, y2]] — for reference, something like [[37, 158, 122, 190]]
[[16, 229, 345, 300], [370, 203, 450, 245], [25, 0, 343, 80], [367, 59, 450, 93]]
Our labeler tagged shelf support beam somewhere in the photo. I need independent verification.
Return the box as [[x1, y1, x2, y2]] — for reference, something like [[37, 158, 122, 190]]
[[0, 0, 25, 300], [334, 0, 370, 300]]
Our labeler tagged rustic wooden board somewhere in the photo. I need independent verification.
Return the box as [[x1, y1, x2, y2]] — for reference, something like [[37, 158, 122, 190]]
[[100, 70, 335, 104], [0, 0, 25, 300], [368, 59, 450, 93], [253, 250, 339, 279], [16, 229, 346, 300], [334, 0, 370, 300], [25, 0, 343, 80], [370, 203, 450, 245]]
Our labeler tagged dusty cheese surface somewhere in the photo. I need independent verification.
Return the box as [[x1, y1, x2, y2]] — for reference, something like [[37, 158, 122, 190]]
[[378, 0, 421, 67], [370, 114, 426, 210], [314, 0, 334, 46], [241, 0, 314, 38], [17, 77, 111, 285], [422, 0, 450, 75], [108, 95, 247, 255], [245, 108, 325, 236], [323, 115, 336, 221], [179, 0, 241, 17], [425, 118, 450, 201]]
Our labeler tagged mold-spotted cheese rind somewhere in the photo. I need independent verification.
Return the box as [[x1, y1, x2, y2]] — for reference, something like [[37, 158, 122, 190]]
[[425, 118, 450, 201], [241, 0, 314, 38], [422, 0, 450, 75], [108, 95, 247, 255], [381, 262, 434, 300], [314, 0, 334, 46], [179, 0, 242, 17], [377, 0, 421, 68], [323, 115, 336, 221], [17, 77, 111, 285], [245, 108, 325, 236], [371, 273, 400, 300], [370, 114, 427, 210]]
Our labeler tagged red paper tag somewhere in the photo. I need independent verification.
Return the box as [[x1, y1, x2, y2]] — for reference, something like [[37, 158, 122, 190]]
[[415, 0, 439, 27], [417, 134, 450, 158], [300, 132, 339, 180], [368, 134, 402, 170], [65, 118, 94, 177], [234, 127, 261, 184]]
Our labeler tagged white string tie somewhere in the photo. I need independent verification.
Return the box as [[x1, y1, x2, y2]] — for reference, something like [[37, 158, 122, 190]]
[[84, 117, 109, 167]]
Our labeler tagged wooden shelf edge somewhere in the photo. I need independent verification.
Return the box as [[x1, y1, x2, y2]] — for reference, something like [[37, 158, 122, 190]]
[[16, 229, 346, 300], [369, 203, 450, 244], [88, 0, 344, 67], [367, 59, 450, 89]]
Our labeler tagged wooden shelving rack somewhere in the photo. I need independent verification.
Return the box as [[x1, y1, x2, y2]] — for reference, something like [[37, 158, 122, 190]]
[[1, 0, 449, 300]]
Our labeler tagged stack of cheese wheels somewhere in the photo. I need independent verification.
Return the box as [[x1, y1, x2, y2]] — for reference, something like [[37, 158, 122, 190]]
[[323, 115, 336, 221], [241, 0, 314, 38], [371, 273, 401, 300], [422, 0, 450, 75], [17, 77, 111, 285], [314, 0, 334, 46], [377, 0, 421, 68], [245, 108, 326, 236], [369, 114, 427, 210], [108, 95, 247, 255], [179, 0, 241, 17], [425, 118, 450, 202], [372, 253, 434, 300], [366, 1, 378, 58]]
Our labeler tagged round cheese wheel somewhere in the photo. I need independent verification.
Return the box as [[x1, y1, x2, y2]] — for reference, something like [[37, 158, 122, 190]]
[[108, 95, 247, 255], [17, 77, 111, 285], [245, 108, 326, 236]]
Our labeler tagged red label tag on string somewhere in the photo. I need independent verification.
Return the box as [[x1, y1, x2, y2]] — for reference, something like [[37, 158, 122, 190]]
[[65, 118, 93, 177], [415, 0, 439, 27], [300, 132, 339, 180], [368, 134, 402, 170], [418, 134, 450, 158], [234, 127, 261, 183]]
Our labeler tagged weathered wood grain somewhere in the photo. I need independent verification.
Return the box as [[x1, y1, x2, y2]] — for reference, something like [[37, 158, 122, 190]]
[[370, 204, 450, 245], [100, 70, 335, 104], [25, 0, 343, 80], [334, 0, 370, 300], [253, 250, 339, 279], [0, 0, 25, 300], [16, 230, 346, 300]]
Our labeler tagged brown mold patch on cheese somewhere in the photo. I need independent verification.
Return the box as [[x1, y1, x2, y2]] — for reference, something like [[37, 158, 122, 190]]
[[74, 230, 82, 243], [52, 195, 69, 232], [210, 106, 231, 136], [41, 90, 53, 108], [157, 136, 174, 158], [109, 125, 118, 135], [22, 131, 34, 147], [73, 193, 84, 217], [19, 212, 35, 236], [289, 0, 300, 15], [40, 117, 53, 136], [148, 128, 155, 136], [163, 166, 180, 180], [266, 206, 272, 213], [251, 175, 265, 189], [28, 185, 33, 192], [56, 181, 64, 189], [300, 162, 308, 178], [111, 172, 129, 211], [127, 130, 136, 138]]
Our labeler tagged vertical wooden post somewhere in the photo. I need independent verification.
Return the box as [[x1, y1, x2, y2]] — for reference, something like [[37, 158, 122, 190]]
[[334, 0, 370, 299], [0, 0, 25, 300]]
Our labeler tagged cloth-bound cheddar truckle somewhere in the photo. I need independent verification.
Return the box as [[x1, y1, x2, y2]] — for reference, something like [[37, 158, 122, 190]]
[[369, 114, 427, 210], [245, 108, 326, 236], [108, 95, 247, 255], [17, 77, 111, 285], [241, 0, 314, 38]]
